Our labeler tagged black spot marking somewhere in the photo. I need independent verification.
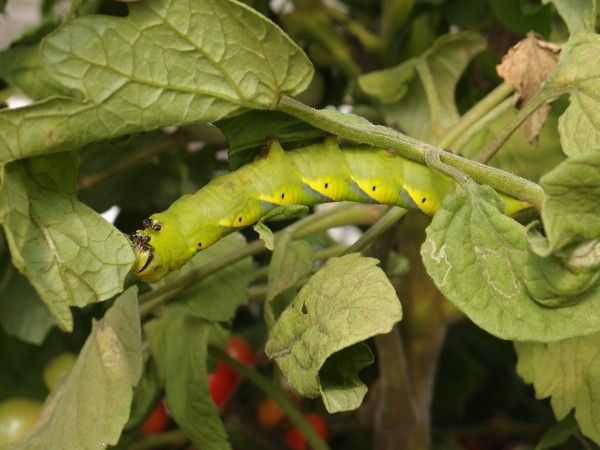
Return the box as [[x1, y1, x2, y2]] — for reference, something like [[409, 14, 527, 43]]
[[421, 198, 427, 203], [281, 193, 285, 199], [301, 303, 308, 314], [324, 183, 329, 189], [138, 252, 154, 273], [372, 186, 376, 191], [238, 217, 243, 223], [197, 242, 202, 249]]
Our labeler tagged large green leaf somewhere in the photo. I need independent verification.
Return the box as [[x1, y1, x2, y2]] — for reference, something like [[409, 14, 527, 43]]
[[0, 0, 313, 163], [516, 333, 600, 445], [358, 31, 486, 141], [0, 154, 134, 331], [11, 288, 142, 450], [541, 0, 597, 35], [421, 182, 600, 341], [146, 311, 230, 450], [152, 233, 253, 322], [539, 148, 600, 253], [265, 254, 402, 412]]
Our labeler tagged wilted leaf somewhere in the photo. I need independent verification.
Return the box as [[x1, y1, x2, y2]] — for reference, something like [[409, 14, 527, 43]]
[[516, 333, 600, 445], [0, 154, 134, 331], [542, 0, 597, 35], [359, 31, 485, 141], [266, 254, 402, 412], [421, 182, 600, 341], [497, 32, 561, 144], [11, 288, 142, 450], [146, 311, 230, 450], [153, 233, 253, 322], [0, 0, 313, 163]]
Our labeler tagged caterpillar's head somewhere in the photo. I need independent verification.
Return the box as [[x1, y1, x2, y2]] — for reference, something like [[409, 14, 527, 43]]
[[130, 216, 192, 283]]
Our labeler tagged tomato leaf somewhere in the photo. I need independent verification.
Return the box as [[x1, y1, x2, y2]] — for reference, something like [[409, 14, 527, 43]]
[[266, 254, 402, 412], [421, 182, 600, 341], [0, 0, 313, 163], [541, 0, 597, 35], [11, 287, 142, 450], [516, 333, 600, 445], [145, 310, 230, 450], [0, 154, 134, 331], [359, 31, 485, 141]]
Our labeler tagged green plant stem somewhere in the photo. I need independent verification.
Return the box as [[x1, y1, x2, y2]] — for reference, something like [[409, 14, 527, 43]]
[[138, 204, 385, 317], [475, 94, 547, 163], [209, 345, 331, 450], [438, 82, 515, 150], [128, 430, 188, 450], [278, 96, 544, 207], [450, 97, 513, 153], [344, 207, 408, 255]]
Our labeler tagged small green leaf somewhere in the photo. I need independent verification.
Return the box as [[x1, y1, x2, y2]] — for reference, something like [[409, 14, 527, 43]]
[[535, 412, 578, 450], [359, 31, 485, 141], [0, 0, 313, 163], [421, 182, 600, 341], [216, 110, 325, 170], [539, 148, 600, 252], [146, 310, 230, 450], [153, 233, 253, 322], [516, 333, 600, 445], [544, 34, 600, 157], [11, 287, 142, 450], [0, 154, 134, 331], [542, 0, 596, 34], [267, 235, 314, 302], [0, 0, 6, 13], [0, 265, 55, 345], [265, 254, 402, 412], [253, 221, 275, 250]]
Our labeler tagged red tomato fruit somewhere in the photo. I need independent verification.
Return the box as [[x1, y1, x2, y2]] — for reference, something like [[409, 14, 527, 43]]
[[257, 397, 285, 429], [140, 401, 169, 434], [283, 413, 329, 450], [208, 336, 255, 409]]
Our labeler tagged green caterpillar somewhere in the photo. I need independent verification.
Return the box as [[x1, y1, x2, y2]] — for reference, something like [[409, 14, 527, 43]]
[[131, 137, 528, 282]]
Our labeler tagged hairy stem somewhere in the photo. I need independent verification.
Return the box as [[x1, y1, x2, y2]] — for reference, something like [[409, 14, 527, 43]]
[[278, 96, 544, 207], [209, 345, 331, 450]]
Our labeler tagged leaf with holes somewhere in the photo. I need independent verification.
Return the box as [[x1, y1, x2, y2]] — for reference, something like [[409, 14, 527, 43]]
[[265, 254, 401, 412]]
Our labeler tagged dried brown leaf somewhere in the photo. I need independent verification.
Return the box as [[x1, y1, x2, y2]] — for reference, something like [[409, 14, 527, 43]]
[[497, 32, 561, 144]]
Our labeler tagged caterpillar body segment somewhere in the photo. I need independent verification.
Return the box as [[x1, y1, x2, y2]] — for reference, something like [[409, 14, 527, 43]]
[[131, 138, 529, 282]]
